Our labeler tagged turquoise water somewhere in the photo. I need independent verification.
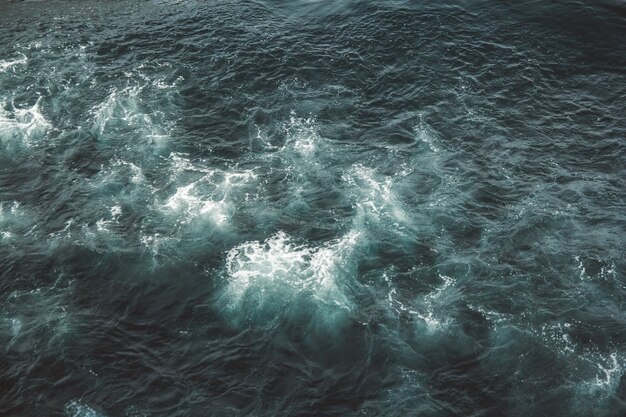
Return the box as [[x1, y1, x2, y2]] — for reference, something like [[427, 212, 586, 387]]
[[0, 1, 625, 416]]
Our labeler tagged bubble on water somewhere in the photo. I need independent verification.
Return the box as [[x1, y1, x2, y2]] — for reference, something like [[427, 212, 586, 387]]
[[47, 218, 75, 246], [536, 322, 576, 355], [359, 367, 431, 416], [139, 231, 175, 260], [1, 231, 15, 240], [92, 86, 142, 134], [124, 405, 150, 417], [264, 114, 333, 198], [415, 274, 457, 332], [110, 205, 122, 218], [10, 317, 22, 336]]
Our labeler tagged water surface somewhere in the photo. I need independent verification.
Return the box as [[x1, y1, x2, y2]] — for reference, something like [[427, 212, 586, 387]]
[[1, 1, 625, 416]]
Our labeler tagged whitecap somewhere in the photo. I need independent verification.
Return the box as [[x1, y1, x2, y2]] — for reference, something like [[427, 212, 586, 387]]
[[94, 204, 122, 233], [0, 54, 27, 72], [0, 97, 51, 146], [1, 231, 15, 240], [161, 155, 257, 227], [221, 230, 360, 324], [164, 182, 229, 226]]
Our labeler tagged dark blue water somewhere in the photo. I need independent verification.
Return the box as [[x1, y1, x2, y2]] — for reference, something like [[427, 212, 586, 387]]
[[1, 1, 625, 416]]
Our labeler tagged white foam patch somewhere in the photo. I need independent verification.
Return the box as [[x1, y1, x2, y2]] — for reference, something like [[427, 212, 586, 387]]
[[79, 217, 127, 253], [64, 400, 107, 417], [359, 367, 429, 415], [0, 98, 51, 146], [165, 182, 228, 226], [124, 405, 150, 417], [0, 54, 27, 72], [1, 231, 15, 240], [222, 230, 360, 323], [384, 272, 457, 333], [46, 205, 124, 254], [124, 61, 184, 90], [577, 352, 626, 399], [169, 153, 215, 175], [92, 86, 140, 133], [10, 317, 22, 337], [0, 201, 18, 224], [250, 124, 277, 150], [94, 204, 122, 232], [84, 159, 152, 223], [93, 65, 182, 144], [162, 154, 257, 227], [342, 164, 410, 228], [91, 84, 171, 147], [474, 303, 625, 405], [255, 113, 330, 177], [283, 113, 319, 157]]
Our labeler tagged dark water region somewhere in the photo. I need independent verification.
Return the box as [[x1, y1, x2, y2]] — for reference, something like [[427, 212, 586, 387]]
[[0, 0, 625, 415]]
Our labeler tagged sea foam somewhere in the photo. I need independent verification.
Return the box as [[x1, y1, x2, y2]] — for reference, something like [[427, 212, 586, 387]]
[[0, 98, 51, 146], [220, 230, 360, 325]]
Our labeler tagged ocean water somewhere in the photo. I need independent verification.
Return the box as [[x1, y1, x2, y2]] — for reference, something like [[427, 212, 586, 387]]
[[0, 0, 625, 416]]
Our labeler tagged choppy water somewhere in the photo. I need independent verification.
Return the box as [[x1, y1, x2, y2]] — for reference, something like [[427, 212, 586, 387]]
[[1, 0, 625, 416]]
